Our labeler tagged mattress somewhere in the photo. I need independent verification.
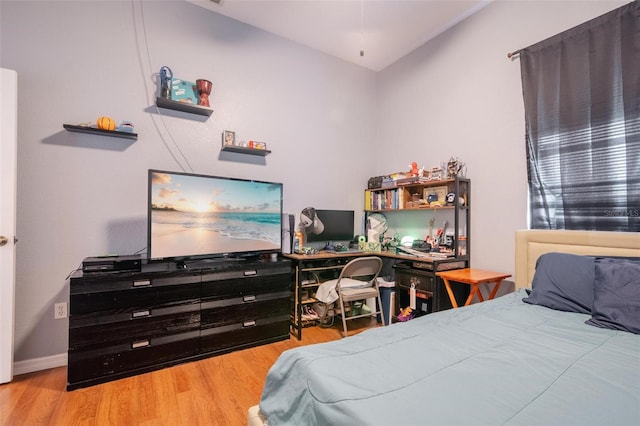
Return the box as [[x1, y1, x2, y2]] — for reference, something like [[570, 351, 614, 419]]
[[259, 289, 640, 425]]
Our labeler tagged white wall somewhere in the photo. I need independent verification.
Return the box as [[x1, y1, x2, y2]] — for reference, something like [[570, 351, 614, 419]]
[[0, 0, 376, 364], [0, 0, 627, 366], [376, 0, 627, 276]]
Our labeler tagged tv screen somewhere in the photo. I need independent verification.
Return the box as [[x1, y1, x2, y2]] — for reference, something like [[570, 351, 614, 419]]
[[148, 169, 283, 260], [305, 209, 355, 242]]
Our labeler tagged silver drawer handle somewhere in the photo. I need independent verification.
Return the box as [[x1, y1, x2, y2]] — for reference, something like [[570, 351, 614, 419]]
[[243, 320, 256, 328], [243, 270, 257, 276], [133, 279, 151, 287], [243, 295, 256, 303], [132, 310, 150, 318], [131, 340, 150, 349]]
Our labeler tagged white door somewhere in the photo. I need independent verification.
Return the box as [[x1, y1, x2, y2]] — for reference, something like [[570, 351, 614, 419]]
[[0, 68, 18, 384]]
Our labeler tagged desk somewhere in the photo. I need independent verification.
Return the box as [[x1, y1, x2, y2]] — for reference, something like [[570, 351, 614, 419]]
[[436, 268, 512, 308], [285, 250, 459, 263], [286, 252, 378, 339], [286, 250, 469, 339]]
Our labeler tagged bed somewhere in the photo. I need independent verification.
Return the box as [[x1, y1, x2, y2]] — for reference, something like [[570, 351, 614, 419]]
[[249, 230, 640, 425]]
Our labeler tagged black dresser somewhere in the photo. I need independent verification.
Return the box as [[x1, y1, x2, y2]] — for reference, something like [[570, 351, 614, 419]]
[[67, 258, 291, 390]]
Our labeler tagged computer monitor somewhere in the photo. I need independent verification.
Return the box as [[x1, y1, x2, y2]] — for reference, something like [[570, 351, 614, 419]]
[[305, 209, 355, 242]]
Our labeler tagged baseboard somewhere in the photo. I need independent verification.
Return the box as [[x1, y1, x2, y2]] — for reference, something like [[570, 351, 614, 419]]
[[13, 353, 67, 376]]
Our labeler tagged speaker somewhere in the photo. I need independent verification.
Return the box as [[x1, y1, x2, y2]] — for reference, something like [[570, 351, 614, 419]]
[[281, 213, 295, 254]]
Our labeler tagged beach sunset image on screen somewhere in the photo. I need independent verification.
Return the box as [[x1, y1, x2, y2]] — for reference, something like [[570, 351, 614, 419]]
[[148, 170, 283, 260]]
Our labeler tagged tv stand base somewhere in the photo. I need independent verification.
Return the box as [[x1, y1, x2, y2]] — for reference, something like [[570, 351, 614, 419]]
[[67, 258, 291, 390]]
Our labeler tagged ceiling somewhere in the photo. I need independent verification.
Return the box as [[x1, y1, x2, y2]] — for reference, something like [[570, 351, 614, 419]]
[[187, 0, 491, 71]]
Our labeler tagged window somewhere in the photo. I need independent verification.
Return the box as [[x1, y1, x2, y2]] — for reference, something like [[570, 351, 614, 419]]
[[519, 1, 639, 232]]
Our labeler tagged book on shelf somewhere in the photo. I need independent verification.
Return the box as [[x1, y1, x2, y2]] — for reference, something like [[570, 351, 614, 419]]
[[395, 176, 432, 186], [366, 187, 409, 211], [365, 190, 372, 210]]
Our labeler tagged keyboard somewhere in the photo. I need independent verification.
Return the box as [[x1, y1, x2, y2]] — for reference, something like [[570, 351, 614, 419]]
[[323, 249, 363, 254]]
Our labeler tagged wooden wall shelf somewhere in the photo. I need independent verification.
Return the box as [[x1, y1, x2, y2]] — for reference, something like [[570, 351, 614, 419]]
[[155, 97, 213, 117], [221, 145, 271, 156], [63, 124, 138, 141]]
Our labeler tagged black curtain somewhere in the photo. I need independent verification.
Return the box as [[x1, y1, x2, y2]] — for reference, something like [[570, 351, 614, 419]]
[[520, 1, 640, 231]]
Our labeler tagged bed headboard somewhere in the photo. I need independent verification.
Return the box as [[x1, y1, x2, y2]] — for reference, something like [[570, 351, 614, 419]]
[[515, 230, 640, 290]]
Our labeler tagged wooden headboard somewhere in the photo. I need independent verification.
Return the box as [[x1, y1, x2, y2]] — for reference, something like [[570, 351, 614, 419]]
[[515, 230, 640, 290]]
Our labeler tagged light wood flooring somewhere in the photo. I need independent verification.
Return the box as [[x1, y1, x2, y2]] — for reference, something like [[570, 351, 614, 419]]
[[0, 318, 379, 426]]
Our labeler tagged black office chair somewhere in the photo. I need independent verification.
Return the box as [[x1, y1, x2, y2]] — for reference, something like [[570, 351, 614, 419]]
[[332, 256, 385, 337]]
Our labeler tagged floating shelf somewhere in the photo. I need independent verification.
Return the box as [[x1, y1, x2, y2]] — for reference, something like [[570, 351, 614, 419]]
[[63, 124, 138, 141], [221, 145, 271, 156], [155, 97, 213, 117]]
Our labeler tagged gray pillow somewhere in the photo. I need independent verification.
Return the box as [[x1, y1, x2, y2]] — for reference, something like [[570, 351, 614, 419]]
[[586, 258, 640, 334], [523, 253, 595, 314]]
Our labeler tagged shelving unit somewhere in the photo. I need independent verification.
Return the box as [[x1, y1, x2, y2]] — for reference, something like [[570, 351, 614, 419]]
[[63, 124, 138, 141], [155, 97, 213, 117], [365, 177, 471, 319], [365, 178, 470, 259], [221, 145, 271, 156]]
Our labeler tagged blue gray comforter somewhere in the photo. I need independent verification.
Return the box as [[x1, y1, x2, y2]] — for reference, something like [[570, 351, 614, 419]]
[[259, 289, 639, 425]]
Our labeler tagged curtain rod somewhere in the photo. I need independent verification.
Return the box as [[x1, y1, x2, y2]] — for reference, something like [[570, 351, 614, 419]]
[[507, 49, 521, 59]]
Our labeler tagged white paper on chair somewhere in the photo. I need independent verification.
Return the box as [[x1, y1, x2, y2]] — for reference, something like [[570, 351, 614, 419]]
[[316, 278, 372, 304]]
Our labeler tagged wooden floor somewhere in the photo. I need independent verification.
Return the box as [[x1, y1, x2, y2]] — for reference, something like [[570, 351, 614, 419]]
[[0, 318, 379, 426]]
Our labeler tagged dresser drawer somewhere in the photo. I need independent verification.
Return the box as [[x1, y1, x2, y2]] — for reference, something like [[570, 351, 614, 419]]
[[201, 290, 289, 329], [71, 272, 201, 294], [70, 282, 201, 316], [67, 331, 200, 387], [200, 315, 289, 354], [202, 273, 289, 299], [69, 302, 201, 350]]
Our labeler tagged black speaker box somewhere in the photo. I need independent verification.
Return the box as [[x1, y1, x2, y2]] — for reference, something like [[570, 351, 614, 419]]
[[281, 213, 295, 254]]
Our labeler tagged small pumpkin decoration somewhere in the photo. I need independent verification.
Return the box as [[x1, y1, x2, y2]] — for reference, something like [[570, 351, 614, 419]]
[[96, 116, 116, 131]]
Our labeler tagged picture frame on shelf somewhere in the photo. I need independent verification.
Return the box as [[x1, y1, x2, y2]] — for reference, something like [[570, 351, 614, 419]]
[[424, 185, 448, 203], [223, 130, 235, 146]]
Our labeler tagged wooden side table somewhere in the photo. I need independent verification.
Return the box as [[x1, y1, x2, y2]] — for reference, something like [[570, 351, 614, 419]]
[[436, 268, 512, 308]]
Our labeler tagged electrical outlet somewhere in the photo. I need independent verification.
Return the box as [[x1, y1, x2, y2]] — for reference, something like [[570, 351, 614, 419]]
[[54, 302, 67, 319]]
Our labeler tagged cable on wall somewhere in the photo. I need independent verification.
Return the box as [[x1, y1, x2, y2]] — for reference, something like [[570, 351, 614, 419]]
[[131, 0, 194, 173], [360, 0, 365, 57]]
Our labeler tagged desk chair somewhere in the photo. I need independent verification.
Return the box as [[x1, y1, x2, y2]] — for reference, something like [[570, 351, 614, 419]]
[[331, 256, 385, 337]]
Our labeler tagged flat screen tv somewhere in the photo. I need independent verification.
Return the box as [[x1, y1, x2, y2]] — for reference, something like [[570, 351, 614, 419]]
[[305, 209, 355, 243], [148, 169, 283, 261]]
